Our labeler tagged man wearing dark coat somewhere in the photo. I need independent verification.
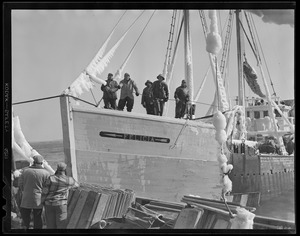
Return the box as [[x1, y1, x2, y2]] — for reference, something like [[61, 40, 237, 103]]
[[174, 80, 189, 118], [18, 155, 50, 229], [151, 74, 169, 116], [101, 73, 119, 109], [141, 80, 154, 115]]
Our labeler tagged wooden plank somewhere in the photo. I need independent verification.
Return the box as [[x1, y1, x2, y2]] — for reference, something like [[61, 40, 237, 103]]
[[90, 192, 110, 225], [67, 190, 89, 228], [246, 192, 261, 207], [67, 188, 75, 206], [76, 191, 98, 229], [174, 208, 203, 229], [144, 204, 182, 213], [149, 200, 185, 210], [67, 188, 82, 223], [239, 194, 249, 207], [182, 197, 255, 213], [85, 192, 101, 228]]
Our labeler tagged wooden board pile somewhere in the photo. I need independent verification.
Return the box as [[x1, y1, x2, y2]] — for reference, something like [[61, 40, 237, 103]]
[[66, 184, 135, 229]]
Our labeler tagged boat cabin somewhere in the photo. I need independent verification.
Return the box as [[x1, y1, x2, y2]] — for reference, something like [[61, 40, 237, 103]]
[[233, 97, 294, 142]]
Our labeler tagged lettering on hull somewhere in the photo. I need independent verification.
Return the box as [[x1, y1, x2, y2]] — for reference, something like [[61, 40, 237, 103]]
[[99, 131, 170, 143]]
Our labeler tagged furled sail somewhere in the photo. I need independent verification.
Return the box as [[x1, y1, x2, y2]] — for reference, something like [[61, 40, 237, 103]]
[[243, 60, 265, 98]]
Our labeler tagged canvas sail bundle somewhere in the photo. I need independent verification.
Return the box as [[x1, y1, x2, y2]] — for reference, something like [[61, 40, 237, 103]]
[[243, 60, 265, 98]]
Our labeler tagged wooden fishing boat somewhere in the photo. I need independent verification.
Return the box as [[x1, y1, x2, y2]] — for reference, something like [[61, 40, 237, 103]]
[[59, 9, 294, 204]]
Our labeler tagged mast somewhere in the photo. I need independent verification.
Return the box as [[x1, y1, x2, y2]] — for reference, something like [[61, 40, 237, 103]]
[[183, 10, 195, 118], [235, 10, 245, 106]]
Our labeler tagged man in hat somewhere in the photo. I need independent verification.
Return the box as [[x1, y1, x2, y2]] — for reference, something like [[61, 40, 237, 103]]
[[101, 73, 119, 109], [18, 155, 50, 229], [174, 80, 190, 118], [151, 74, 169, 116], [42, 162, 79, 229], [141, 80, 154, 115], [117, 73, 140, 112]]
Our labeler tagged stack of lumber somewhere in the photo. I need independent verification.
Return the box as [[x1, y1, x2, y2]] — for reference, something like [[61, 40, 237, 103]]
[[66, 184, 135, 229]]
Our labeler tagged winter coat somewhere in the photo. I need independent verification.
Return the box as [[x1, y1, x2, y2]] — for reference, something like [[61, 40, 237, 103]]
[[18, 164, 50, 209]]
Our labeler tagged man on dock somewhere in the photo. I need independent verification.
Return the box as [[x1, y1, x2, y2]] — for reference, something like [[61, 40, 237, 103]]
[[42, 162, 79, 229], [18, 155, 50, 229]]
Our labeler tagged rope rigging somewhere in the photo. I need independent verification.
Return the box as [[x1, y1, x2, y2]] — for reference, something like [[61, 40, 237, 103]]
[[12, 94, 99, 107], [114, 10, 156, 82], [162, 10, 177, 78], [248, 12, 277, 96]]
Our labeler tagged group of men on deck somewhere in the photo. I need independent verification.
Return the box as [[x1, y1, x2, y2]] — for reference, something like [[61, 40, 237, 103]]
[[100, 72, 191, 119]]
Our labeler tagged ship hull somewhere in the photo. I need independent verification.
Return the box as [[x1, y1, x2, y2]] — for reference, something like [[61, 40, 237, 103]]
[[60, 96, 294, 203], [60, 96, 222, 202], [228, 145, 294, 202]]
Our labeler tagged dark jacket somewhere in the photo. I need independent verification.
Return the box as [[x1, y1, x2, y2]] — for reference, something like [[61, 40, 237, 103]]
[[141, 86, 154, 105], [174, 86, 189, 102], [101, 79, 119, 99], [18, 164, 50, 209], [151, 80, 169, 100]]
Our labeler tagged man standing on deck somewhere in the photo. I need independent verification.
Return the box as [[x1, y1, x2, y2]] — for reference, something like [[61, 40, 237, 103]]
[[141, 80, 154, 115], [174, 80, 189, 118], [151, 74, 169, 116], [18, 155, 50, 229], [101, 73, 119, 109], [42, 162, 79, 229], [117, 73, 140, 112]]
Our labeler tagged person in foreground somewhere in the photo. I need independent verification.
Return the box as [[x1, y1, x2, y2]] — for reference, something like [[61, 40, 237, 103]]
[[18, 155, 50, 229], [42, 162, 79, 229]]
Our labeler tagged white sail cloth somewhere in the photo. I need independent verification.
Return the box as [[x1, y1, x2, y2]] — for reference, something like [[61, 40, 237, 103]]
[[12, 116, 55, 174]]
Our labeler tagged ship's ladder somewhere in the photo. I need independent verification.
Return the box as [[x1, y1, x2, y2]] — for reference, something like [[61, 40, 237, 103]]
[[219, 10, 234, 77], [162, 10, 177, 78]]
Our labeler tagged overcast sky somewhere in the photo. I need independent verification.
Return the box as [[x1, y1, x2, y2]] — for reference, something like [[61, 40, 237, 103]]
[[11, 9, 294, 142]]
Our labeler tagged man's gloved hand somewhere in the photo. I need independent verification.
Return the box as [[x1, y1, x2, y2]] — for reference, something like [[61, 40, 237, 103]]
[[136, 92, 140, 96]]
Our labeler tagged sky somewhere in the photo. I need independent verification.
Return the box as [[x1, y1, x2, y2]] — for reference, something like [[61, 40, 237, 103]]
[[11, 8, 294, 142]]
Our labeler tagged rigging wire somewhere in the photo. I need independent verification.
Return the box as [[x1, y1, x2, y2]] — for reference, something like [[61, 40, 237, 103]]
[[116, 10, 155, 76], [249, 12, 277, 96], [12, 94, 98, 107], [13, 94, 221, 109], [238, 18, 257, 60]]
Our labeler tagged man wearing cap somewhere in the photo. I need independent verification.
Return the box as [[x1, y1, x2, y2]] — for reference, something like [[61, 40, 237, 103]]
[[117, 73, 140, 112], [151, 74, 169, 116], [18, 155, 50, 229], [42, 162, 79, 229], [174, 80, 190, 118], [141, 80, 154, 115], [101, 73, 119, 109]]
